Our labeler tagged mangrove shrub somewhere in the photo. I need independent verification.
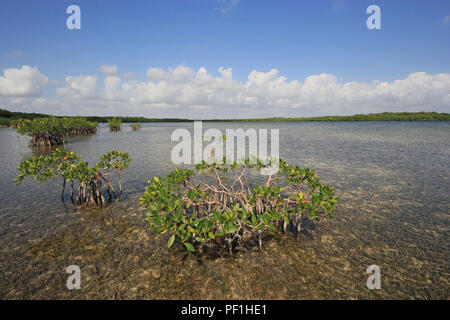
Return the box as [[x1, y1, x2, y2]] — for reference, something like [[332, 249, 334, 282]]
[[15, 117, 98, 146], [108, 118, 122, 131], [0, 117, 10, 127], [141, 159, 338, 254], [130, 123, 142, 131], [13, 149, 131, 207]]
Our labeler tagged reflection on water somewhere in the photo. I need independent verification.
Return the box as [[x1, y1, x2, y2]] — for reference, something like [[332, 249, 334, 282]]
[[0, 122, 449, 299]]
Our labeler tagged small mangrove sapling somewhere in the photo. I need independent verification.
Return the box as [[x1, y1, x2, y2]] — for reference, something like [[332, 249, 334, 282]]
[[108, 117, 122, 131], [13, 149, 131, 207], [130, 123, 142, 131]]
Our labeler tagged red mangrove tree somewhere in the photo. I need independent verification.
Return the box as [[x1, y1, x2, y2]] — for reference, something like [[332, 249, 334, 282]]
[[13, 149, 131, 207], [140, 159, 338, 254], [130, 123, 142, 131], [108, 117, 122, 131], [15, 117, 98, 147]]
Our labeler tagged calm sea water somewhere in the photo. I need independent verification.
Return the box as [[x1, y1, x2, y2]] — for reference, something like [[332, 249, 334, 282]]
[[0, 122, 448, 299]]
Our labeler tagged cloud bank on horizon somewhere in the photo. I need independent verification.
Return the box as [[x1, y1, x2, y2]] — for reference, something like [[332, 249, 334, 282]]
[[0, 64, 449, 119]]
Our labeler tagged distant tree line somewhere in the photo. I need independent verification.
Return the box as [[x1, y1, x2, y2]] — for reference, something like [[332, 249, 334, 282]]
[[0, 108, 449, 126], [0, 109, 189, 126], [207, 112, 450, 122]]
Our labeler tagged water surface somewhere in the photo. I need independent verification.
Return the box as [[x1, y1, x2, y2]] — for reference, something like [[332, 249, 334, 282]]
[[0, 122, 448, 299]]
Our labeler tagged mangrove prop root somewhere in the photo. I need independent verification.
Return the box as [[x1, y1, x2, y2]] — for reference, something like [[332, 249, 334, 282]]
[[61, 179, 66, 199], [28, 128, 97, 147], [61, 172, 123, 207], [29, 133, 65, 147]]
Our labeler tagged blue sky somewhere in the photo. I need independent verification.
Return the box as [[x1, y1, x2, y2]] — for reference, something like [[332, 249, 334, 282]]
[[0, 0, 449, 118]]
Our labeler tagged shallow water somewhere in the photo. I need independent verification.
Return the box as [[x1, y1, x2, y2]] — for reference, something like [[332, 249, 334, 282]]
[[0, 122, 448, 299]]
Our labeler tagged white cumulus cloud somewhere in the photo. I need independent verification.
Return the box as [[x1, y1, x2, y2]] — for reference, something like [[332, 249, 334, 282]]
[[0, 65, 48, 97], [99, 64, 118, 76], [56, 75, 98, 99], [3, 64, 449, 118]]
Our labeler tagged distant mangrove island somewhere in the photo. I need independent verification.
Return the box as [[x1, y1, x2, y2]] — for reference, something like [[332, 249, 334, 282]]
[[0, 108, 449, 127]]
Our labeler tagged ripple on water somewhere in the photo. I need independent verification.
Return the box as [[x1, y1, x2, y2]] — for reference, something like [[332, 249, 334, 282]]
[[0, 122, 449, 299]]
